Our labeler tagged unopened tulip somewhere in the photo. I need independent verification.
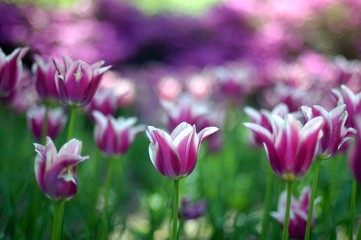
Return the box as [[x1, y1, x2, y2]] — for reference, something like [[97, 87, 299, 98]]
[[146, 122, 218, 179], [34, 137, 88, 201], [93, 110, 144, 156], [53, 56, 110, 107]]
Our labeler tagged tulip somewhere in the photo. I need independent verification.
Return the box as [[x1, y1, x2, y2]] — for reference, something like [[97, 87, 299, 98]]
[[147, 122, 218, 240], [53, 56, 111, 107], [244, 114, 324, 180], [331, 84, 361, 128], [32, 55, 59, 100], [87, 89, 118, 118], [0, 47, 28, 96], [93, 110, 144, 156], [271, 187, 318, 239], [34, 137, 88, 201], [244, 103, 290, 146], [160, 94, 210, 131], [27, 105, 67, 140], [146, 122, 219, 179], [301, 104, 356, 159]]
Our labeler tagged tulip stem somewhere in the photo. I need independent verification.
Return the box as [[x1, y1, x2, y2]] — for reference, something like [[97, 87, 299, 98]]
[[67, 106, 77, 141], [261, 164, 274, 240], [52, 200, 65, 240], [102, 156, 115, 239], [349, 178, 357, 240], [282, 180, 293, 240], [305, 157, 322, 240], [172, 179, 180, 240]]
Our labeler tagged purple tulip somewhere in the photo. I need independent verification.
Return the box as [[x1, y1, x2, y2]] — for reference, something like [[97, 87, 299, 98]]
[[34, 137, 89, 201], [146, 122, 218, 179], [93, 110, 144, 156], [332, 84, 361, 128], [244, 114, 324, 180], [301, 104, 356, 159], [178, 196, 207, 220], [271, 187, 318, 239], [27, 105, 67, 140], [87, 89, 118, 118], [53, 56, 111, 107], [32, 55, 59, 100], [0, 47, 28, 96], [244, 103, 290, 146]]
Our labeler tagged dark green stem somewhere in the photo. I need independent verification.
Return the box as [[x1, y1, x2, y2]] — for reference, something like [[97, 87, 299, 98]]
[[282, 180, 293, 240], [305, 158, 322, 240], [349, 178, 357, 240], [172, 179, 180, 240], [261, 164, 274, 240], [52, 201, 65, 240], [67, 107, 77, 141]]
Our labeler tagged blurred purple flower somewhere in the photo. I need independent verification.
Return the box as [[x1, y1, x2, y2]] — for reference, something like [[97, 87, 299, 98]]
[[244, 114, 324, 180], [271, 187, 319, 239], [146, 122, 218, 179], [332, 84, 361, 128], [27, 105, 67, 140], [54, 56, 111, 107], [93, 110, 144, 156], [178, 196, 207, 220], [0, 47, 28, 96], [34, 137, 88, 201], [87, 89, 118, 118], [32, 55, 59, 100], [244, 103, 289, 146]]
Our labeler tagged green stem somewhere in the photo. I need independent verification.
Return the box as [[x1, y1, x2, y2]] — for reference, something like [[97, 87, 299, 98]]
[[67, 107, 77, 141], [52, 201, 65, 240], [261, 164, 274, 240], [42, 103, 49, 143], [282, 180, 293, 240], [172, 179, 180, 240], [349, 178, 357, 240], [305, 158, 322, 240], [102, 156, 116, 239]]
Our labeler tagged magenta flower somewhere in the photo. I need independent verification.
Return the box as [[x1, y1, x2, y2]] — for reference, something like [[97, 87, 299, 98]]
[[244, 114, 324, 180], [146, 122, 218, 179], [32, 55, 59, 100], [0, 47, 28, 96], [34, 137, 89, 201], [53, 56, 111, 107], [178, 196, 207, 220], [27, 106, 67, 140], [332, 85, 361, 128], [244, 103, 290, 146], [301, 104, 356, 159], [160, 94, 210, 131], [271, 187, 318, 239], [93, 110, 144, 156], [87, 89, 118, 118]]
